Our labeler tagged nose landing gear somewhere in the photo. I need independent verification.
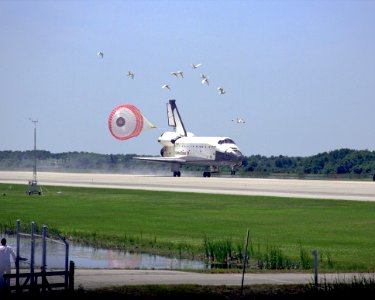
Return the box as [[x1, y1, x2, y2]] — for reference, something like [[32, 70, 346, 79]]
[[171, 163, 181, 177]]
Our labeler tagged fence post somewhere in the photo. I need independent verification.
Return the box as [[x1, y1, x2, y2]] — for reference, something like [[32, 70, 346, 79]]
[[41, 225, 47, 293], [69, 260, 75, 293], [16, 220, 21, 291], [313, 249, 318, 288], [241, 228, 250, 295], [30, 222, 35, 288], [60, 236, 70, 290]]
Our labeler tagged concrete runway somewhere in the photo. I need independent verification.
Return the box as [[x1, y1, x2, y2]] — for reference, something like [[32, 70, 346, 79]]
[[1, 171, 375, 201]]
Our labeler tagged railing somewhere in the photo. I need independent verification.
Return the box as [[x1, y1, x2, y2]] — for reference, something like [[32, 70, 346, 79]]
[[1, 220, 74, 295], [3, 261, 75, 294]]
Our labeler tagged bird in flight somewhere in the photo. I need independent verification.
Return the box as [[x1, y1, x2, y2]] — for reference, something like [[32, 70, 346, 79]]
[[162, 84, 171, 91], [201, 77, 209, 86], [97, 51, 104, 59], [232, 117, 246, 124], [191, 63, 202, 69], [127, 71, 134, 79], [217, 87, 226, 94], [171, 71, 184, 78]]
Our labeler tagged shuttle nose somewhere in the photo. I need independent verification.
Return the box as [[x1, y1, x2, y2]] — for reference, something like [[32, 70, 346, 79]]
[[215, 147, 244, 165], [234, 151, 244, 165], [226, 148, 244, 163]]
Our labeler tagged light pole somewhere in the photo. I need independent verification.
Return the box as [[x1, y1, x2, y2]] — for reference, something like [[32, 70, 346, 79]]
[[27, 118, 42, 195]]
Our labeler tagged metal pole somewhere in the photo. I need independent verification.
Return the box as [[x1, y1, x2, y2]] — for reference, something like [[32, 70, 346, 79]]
[[42, 225, 47, 293], [30, 222, 35, 286], [59, 235, 70, 290], [69, 260, 75, 293], [42, 225, 47, 271], [313, 249, 318, 288], [33, 121, 36, 181], [27, 118, 41, 195], [16, 219, 20, 290], [65, 240, 69, 290], [241, 228, 250, 295], [30, 119, 38, 183]]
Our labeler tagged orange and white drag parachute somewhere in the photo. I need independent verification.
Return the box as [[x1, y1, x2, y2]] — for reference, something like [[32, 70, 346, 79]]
[[108, 104, 156, 141]]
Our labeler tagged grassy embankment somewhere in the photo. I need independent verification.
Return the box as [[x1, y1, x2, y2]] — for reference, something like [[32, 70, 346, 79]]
[[1, 183, 375, 272]]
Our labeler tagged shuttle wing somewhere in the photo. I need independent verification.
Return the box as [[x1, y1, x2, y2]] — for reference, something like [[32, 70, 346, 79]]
[[133, 154, 214, 162], [133, 156, 187, 163], [133, 155, 215, 165]]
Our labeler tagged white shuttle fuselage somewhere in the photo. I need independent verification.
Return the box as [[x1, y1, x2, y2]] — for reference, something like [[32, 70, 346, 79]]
[[134, 100, 243, 177]]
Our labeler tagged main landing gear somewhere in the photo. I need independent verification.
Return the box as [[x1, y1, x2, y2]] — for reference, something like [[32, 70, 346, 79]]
[[173, 171, 181, 177], [203, 166, 219, 177]]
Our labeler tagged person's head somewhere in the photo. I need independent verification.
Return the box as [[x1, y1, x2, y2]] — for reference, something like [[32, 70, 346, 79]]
[[1, 238, 6, 246]]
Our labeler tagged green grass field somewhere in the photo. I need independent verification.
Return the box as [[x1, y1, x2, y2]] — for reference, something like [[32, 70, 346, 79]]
[[1, 183, 375, 272]]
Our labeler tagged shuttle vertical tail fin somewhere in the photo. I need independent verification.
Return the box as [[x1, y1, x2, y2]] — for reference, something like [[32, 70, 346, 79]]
[[167, 99, 187, 136]]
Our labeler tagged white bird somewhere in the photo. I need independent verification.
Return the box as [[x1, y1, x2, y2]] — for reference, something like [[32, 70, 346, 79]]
[[217, 87, 226, 94], [97, 51, 104, 59], [232, 117, 246, 124], [171, 71, 184, 78], [200, 73, 207, 79], [127, 71, 134, 79], [191, 63, 202, 69], [162, 84, 171, 91], [201, 78, 209, 86]]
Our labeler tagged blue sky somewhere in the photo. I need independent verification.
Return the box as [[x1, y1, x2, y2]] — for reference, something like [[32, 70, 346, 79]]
[[1, 0, 374, 157]]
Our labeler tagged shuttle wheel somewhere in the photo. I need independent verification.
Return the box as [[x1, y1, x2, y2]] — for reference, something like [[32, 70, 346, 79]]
[[173, 171, 181, 177], [203, 172, 211, 177]]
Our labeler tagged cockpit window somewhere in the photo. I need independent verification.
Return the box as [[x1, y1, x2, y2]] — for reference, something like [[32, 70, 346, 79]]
[[218, 139, 235, 145], [233, 149, 242, 155]]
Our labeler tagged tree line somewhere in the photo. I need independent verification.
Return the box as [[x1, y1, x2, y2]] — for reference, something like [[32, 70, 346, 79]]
[[241, 148, 375, 179], [1, 148, 375, 179]]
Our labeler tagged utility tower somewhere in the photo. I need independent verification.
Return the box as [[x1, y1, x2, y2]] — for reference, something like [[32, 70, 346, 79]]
[[27, 118, 42, 195]]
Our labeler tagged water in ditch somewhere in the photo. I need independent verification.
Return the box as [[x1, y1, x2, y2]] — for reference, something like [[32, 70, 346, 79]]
[[3, 235, 207, 270]]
